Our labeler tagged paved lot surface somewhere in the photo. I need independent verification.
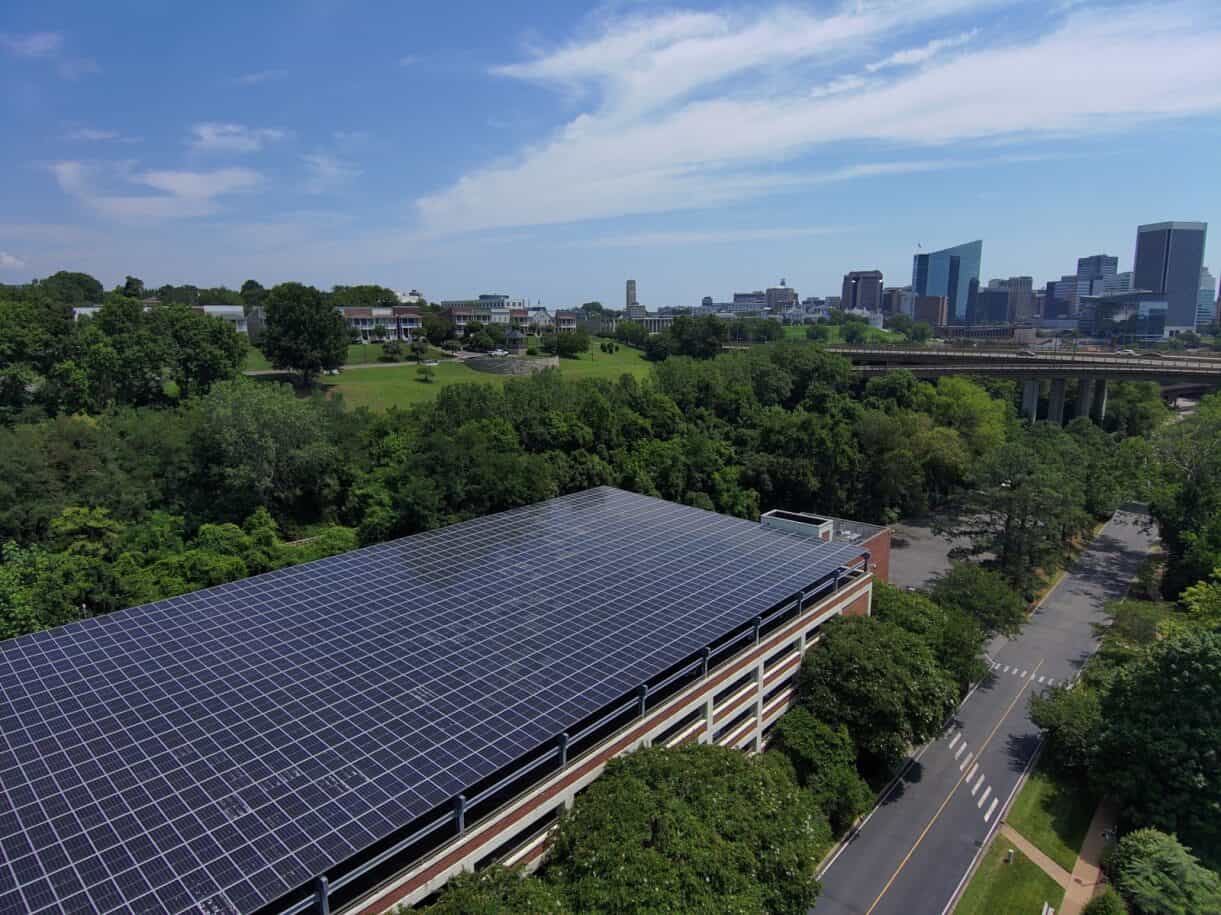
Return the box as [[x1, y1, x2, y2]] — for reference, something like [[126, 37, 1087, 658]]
[[885, 518, 967, 589], [813, 508, 1157, 915]]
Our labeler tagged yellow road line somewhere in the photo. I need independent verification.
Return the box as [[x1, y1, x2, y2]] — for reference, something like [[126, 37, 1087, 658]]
[[862, 658, 1045, 915]]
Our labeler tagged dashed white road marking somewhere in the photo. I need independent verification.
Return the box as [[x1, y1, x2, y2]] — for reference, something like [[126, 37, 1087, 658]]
[[1002, 665, 1011, 673], [948, 733, 961, 750], [984, 798, 999, 823], [954, 743, 966, 761], [1038, 675, 1046, 684], [959, 751, 974, 772], [1020, 670, 1028, 678], [965, 762, 979, 782], [977, 786, 992, 808], [970, 773, 985, 796]]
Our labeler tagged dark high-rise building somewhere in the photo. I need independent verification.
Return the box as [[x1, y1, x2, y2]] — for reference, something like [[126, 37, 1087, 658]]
[[971, 287, 1010, 324], [625, 279, 637, 310], [1133, 221, 1208, 330], [766, 282, 798, 313], [841, 270, 884, 311], [1075, 254, 1118, 303], [881, 286, 909, 315], [912, 240, 981, 323], [912, 295, 948, 326]]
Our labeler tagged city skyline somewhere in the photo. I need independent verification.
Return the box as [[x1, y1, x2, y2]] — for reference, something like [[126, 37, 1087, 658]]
[[2, 0, 1220, 304]]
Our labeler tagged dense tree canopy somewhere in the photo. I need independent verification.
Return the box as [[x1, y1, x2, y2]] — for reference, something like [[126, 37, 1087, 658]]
[[259, 282, 348, 382], [768, 708, 873, 833], [1108, 828, 1221, 915], [796, 616, 958, 768], [416, 867, 569, 915], [870, 581, 987, 692], [544, 745, 829, 915], [1095, 630, 1221, 863], [929, 562, 1027, 636]]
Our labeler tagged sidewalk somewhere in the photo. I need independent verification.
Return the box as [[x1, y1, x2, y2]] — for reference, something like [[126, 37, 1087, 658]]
[[998, 824, 1072, 889], [1058, 799, 1118, 915]]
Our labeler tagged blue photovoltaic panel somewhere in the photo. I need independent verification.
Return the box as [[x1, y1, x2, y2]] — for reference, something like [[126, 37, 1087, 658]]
[[0, 487, 866, 914]]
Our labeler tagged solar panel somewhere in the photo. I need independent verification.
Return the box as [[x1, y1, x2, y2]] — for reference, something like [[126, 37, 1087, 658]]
[[0, 487, 866, 914]]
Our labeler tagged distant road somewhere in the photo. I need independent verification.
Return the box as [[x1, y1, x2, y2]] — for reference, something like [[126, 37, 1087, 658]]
[[813, 508, 1157, 915]]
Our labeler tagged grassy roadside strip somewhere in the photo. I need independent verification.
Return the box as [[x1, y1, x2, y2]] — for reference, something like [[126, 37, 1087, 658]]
[[953, 842, 1064, 915]]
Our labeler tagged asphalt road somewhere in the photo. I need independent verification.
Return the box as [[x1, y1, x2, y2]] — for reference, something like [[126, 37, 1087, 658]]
[[813, 507, 1158, 915]]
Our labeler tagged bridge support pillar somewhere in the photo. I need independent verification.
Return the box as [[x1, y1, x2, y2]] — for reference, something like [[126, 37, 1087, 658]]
[[1048, 378, 1067, 425], [1077, 377, 1095, 421], [1090, 377, 1108, 423], [1021, 379, 1040, 420]]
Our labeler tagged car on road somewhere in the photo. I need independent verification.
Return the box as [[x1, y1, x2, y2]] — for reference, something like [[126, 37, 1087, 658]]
[[489, 348, 510, 357], [1017, 350, 1038, 357], [1117, 348, 1138, 356]]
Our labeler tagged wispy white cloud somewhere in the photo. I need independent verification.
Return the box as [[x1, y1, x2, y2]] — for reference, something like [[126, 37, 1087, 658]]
[[66, 127, 141, 143], [189, 122, 289, 153], [866, 30, 977, 71], [51, 160, 262, 222], [398, 54, 420, 66], [302, 153, 361, 194], [0, 251, 25, 270], [231, 68, 288, 86], [0, 31, 63, 58], [417, 1, 1221, 235]]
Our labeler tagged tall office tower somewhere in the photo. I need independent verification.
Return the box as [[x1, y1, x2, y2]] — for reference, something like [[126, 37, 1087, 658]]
[[1102, 271, 1134, 295], [881, 286, 909, 314], [841, 270, 884, 311], [912, 240, 982, 323], [766, 281, 799, 313], [1134, 221, 1208, 331], [1004, 276, 1035, 321], [1200, 267, 1218, 328], [625, 279, 637, 310], [972, 287, 1010, 324], [1076, 254, 1118, 302]]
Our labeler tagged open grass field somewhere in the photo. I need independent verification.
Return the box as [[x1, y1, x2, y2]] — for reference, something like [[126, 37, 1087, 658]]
[[323, 341, 652, 411], [243, 342, 411, 372], [1007, 766, 1096, 872], [782, 323, 905, 344], [954, 842, 1064, 915]]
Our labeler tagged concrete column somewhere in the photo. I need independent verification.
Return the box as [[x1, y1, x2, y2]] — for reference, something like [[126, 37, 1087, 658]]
[[1048, 378, 1067, 425], [1091, 377, 1109, 423], [1021, 379, 1040, 420], [1077, 377, 1095, 421]]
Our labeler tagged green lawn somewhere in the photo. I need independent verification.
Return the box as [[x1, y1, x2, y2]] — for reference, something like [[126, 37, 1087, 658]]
[[954, 842, 1064, 915], [782, 323, 905, 344], [324, 341, 652, 411], [1007, 766, 1097, 872], [243, 341, 414, 372]]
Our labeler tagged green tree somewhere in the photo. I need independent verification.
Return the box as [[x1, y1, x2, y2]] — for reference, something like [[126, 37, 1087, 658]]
[[416, 867, 569, 915], [796, 616, 958, 768], [1181, 567, 1221, 624], [768, 708, 873, 833], [544, 744, 829, 915], [940, 427, 1089, 592], [38, 270, 103, 305], [929, 562, 1027, 636], [871, 581, 987, 691], [1029, 686, 1102, 777], [1108, 828, 1221, 915], [121, 275, 145, 298], [240, 279, 266, 310], [1095, 630, 1221, 863], [259, 282, 348, 383], [909, 320, 934, 343], [1081, 886, 1127, 915], [154, 304, 246, 397], [417, 363, 435, 384], [422, 312, 454, 346]]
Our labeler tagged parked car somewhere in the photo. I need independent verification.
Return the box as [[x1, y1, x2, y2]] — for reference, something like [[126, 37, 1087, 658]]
[[489, 348, 510, 357]]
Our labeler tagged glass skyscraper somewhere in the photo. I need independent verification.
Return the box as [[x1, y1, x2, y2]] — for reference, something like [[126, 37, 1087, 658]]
[[1133, 221, 1207, 331], [912, 240, 982, 323]]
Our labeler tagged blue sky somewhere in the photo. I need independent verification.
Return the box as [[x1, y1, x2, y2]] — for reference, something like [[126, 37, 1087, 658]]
[[2, 0, 1220, 307]]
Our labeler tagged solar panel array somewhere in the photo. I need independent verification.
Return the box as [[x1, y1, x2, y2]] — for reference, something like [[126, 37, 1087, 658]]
[[0, 487, 866, 915]]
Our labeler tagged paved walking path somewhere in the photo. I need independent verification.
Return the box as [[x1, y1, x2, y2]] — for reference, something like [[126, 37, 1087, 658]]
[[1058, 799, 1118, 915], [998, 824, 1072, 888]]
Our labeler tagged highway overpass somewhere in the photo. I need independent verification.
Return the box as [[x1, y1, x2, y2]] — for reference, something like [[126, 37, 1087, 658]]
[[827, 346, 1221, 421]]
